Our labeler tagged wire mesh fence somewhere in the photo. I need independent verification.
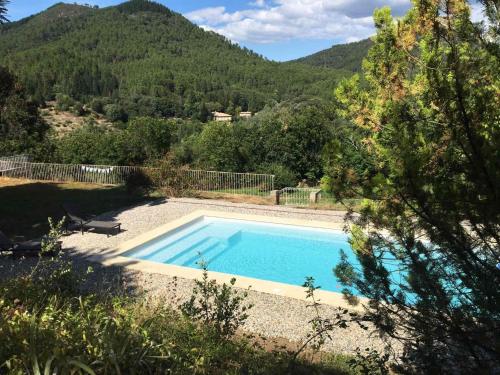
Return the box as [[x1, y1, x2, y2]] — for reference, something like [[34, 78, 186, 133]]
[[0, 158, 275, 197]]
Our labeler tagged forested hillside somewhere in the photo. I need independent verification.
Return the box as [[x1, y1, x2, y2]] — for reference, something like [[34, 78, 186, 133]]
[[294, 39, 372, 72], [0, 0, 351, 119]]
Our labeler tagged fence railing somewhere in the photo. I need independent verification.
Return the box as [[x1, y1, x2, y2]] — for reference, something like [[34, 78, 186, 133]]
[[280, 187, 321, 206], [171, 169, 275, 197], [0, 154, 31, 174], [0, 158, 274, 197], [0, 161, 143, 185]]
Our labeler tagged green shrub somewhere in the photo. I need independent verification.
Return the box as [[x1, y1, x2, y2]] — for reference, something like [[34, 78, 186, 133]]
[[55, 94, 74, 111], [181, 261, 253, 339], [151, 156, 194, 197], [103, 103, 127, 122], [89, 98, 104, 114], [0, 269, 359, 375], [257, 163, 297, 189], [0, 221, 361, 374], [72, 101, 86, 116], [124, 168, 155, 195], [40, 217, 65, 255]]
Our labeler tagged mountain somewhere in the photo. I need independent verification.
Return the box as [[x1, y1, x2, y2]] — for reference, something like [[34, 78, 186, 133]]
[[294, 39, 372, 73], [0, 0, 351, 119]]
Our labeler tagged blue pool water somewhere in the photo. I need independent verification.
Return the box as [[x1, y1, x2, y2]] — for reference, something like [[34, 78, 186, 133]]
[[124, 216, 361, 293]]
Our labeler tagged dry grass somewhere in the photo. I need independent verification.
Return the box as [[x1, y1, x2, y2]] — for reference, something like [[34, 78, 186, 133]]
[[194, 191, 275, 205], [40, 101, 114, 136], [0, 177, 32, 188]]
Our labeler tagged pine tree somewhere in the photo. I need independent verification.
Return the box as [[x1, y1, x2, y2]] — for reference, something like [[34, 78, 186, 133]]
[[332, 1, 500, 372], [0, 0, 9, 24]]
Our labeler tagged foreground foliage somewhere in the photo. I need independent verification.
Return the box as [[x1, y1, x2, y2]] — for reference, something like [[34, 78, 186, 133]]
[[331, 0, 500, 373], [0, 254, 361, 375]]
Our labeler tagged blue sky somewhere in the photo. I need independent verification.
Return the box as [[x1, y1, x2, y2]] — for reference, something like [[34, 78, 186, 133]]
[[5, 0, 480, 61]]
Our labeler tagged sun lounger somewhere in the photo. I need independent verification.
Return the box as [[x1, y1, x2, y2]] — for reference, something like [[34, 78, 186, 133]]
[[62, 204, 121, 236]]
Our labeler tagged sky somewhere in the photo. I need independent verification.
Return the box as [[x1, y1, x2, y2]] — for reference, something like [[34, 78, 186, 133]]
[[5, 0, 484, 61]]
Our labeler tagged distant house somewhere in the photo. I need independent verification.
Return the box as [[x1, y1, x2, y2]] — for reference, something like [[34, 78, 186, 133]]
[[212, 111, 232, 122], [239, 111, 252, 119]]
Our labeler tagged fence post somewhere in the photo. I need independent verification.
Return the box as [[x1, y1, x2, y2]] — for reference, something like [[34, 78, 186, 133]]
[[270, 190, 281, 205], [309, 190, 321, 204]]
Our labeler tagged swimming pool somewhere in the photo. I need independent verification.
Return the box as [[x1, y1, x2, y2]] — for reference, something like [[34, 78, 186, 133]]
[[123, 214, 359, 294]]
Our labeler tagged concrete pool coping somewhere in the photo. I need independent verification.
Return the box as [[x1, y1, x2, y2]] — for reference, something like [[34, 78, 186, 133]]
[[86, 210, 368, 311]]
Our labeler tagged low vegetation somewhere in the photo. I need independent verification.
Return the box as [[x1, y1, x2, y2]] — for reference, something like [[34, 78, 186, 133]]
[[40, 101, 114, 137]]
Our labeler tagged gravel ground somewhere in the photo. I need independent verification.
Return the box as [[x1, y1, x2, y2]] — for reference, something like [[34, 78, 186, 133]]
[[1, 198, 400, 357]]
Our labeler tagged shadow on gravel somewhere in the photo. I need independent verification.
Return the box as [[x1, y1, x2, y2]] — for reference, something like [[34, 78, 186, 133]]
[[0, 180, 155, 238], [0, 245, 148, 300]]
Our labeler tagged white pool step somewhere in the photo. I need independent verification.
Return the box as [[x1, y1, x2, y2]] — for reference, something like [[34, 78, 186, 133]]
[[169, 237, 225, 266], [199, 231, 243, 266], [128, 220, 243, 265], [128, 221, 210, 259]]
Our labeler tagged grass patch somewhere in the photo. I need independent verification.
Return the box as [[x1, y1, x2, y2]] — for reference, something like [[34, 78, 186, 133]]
[[195, 191, 275, 205], [0, 177, 148, 238]]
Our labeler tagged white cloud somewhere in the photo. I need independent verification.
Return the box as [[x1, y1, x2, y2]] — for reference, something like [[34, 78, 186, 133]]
[[187, 7, 244, 26], [249, 0, 267, 8], [186, 0, 412, 44]]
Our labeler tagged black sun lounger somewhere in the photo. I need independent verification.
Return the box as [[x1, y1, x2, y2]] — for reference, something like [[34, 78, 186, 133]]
[[62, 204, 121, 236]]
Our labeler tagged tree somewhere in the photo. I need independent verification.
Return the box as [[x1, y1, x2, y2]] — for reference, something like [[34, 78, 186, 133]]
[[0, 0, 8, 24], [0, 67, 51, 159], [193, 122, 243, 171], [126, 117, 172, 164], [0, 1, 349, 119], [331, 1, 499, 372], [246, 99, 335, 181]]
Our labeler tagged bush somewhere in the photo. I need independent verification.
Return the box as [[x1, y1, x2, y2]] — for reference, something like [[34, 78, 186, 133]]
[[55, 93, 74, 111], [103, 103, 127, 122], [40, 217, 65, 256], [257, 163, 297, 189], [72, 101, 86, 116], [124, 168, 155, 195], [89, 98, 104, 113], [0, 225, 359, 374], [181, 261, 253, 339], [149, 155, 206, 198]]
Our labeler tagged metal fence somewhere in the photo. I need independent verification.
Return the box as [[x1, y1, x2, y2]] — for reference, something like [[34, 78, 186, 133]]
[[0, 154, 31, 174], [0, 158, 275, 197], [0, 161, 143, 185], [173, 169, 275, 197], [280, 187, 320, 206]]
